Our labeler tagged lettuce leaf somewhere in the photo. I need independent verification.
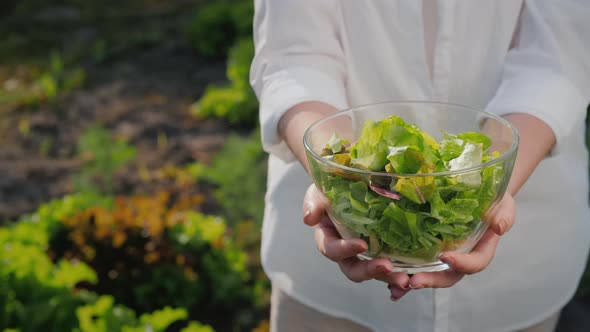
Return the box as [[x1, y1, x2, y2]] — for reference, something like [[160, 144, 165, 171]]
[[325, 133, 349, 154], [430, 192, 479, 224], [439, 137, 464, 163], [394, 174, 435, 204], [350, 116, 438, 171], [387, 146, 427, 174], [457, 132, 491, 150]]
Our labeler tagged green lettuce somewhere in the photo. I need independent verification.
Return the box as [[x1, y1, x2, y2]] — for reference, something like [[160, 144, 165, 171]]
[[349, 116, 438, 171], [325, 133, 349, 154], [314, 115, 505, 260]]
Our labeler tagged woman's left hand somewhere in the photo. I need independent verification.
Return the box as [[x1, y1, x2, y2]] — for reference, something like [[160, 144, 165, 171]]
[[390, 193, 515, 299]]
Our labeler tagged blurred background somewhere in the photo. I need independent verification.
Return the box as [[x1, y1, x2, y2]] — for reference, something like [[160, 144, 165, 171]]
[[0, 1, 588, 331]]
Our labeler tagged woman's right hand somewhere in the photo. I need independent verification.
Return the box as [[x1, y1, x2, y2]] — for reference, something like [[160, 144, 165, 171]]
[[303, 184, 413, 301], [280, 102, 411, 300]]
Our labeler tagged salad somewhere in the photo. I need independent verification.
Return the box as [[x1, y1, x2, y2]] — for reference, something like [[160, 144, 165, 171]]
[[313, 115, 504, 263]]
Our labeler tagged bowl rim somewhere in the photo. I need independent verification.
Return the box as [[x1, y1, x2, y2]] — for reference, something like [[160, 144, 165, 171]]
[[303, 100, 520, 178]]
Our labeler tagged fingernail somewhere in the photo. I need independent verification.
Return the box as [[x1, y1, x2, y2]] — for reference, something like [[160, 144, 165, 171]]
[[409, 283, 423, 289], [377, 265, 391, 274], [353, 244, 366, 253], [390, 295, 401, 302], [393, 281, 410, 291]]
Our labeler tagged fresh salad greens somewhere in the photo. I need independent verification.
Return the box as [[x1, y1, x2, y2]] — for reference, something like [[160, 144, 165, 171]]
[[313, 115, 505, 263]]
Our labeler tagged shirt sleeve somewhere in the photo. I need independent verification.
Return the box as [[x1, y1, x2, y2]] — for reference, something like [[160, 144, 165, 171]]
[[250, 0, 348, 162], [486, 0, 590, 155]]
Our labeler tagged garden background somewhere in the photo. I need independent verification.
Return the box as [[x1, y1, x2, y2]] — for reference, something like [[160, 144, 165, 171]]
[[0, 1, 588, 331]]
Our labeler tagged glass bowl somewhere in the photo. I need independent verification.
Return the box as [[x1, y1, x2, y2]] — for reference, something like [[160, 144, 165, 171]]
[[303, 101, 519, 273]]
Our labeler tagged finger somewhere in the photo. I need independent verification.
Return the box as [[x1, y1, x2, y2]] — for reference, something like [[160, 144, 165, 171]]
[[439, 229, 500, 275], [485, 193, 515, 236], [409, 268, 465, 289], [339, 257, 394, 283], [303, 185, 328, 226], [382, 273, 411, 301], [377, 271, 410, 290], [315, 217, 368, 261], [388, 283, 411, 302]]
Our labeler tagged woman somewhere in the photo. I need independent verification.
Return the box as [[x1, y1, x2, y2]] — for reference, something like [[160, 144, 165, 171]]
[[250, 1, 590, 331]]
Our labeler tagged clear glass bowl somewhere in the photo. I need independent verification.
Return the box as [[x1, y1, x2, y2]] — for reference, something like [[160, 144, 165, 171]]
[[303, 101, 519, 273]]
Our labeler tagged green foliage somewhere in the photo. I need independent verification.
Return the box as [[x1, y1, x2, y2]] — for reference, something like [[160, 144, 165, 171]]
[[0, 192, 112, 248], [129, 264, 204, 313], [169, 212, 226, 249], [169, 212, 250, 305], [187, 0, 254, 58], [73, 125, 137, 194], [0, 242, 96, 331], [0, 191, 225, 332], [192, 85, 256, 126], [181, 322, 215, 332], [188, 1, 258, 126], [0, 193, 112, 332], [204, 131, 267, 225], [191, 38, 258, 127], [76, 297, 205, 332], [0, 51, 85, 109], [41, 189, 264, 330], [227, 38, 255, 88], [75, 295, 136, 332], [134, 307, 187, 332], [48, 192, 205, 313], [188, 2, 236, 58], [91, 39, 108, 64]]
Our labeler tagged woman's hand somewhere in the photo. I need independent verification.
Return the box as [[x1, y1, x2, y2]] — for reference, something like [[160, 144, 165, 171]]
[[404, 113, 551, 295], [303, 184, 515, 301], [406, 193, 515, 291], [303, 184, 413, 301]]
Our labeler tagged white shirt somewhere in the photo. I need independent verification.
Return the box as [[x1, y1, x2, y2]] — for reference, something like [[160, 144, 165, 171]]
[[250, 1, 590, 331]]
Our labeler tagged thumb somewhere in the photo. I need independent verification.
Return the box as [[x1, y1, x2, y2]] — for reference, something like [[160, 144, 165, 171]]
[[303, 184, 328, 226]]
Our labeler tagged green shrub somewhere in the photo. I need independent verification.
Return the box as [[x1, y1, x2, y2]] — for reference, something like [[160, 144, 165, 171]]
[[181, 322, 215, 332], [203, 131, 267, 225], [0, 193, 113, 249], [0, 194, 110, 331], [76, 298, 211, 332], [0, 237, 213, 332], [230, 1, 255, 37], [0, 130, 270, 331], [192, 84, 258, 126], [0, 242, 97, 331], [187, 1, 254, 58], [75, 295, 137, 332], [40, 52, 86, 100], [0, 191, 228, 332], [73, 125, 137, 194], [188, 2, 236, 58], [0, 51, 86, 109], [191, 38, 258, 127], [44, 190, 262, 330], [227, 38, 255, 88]]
